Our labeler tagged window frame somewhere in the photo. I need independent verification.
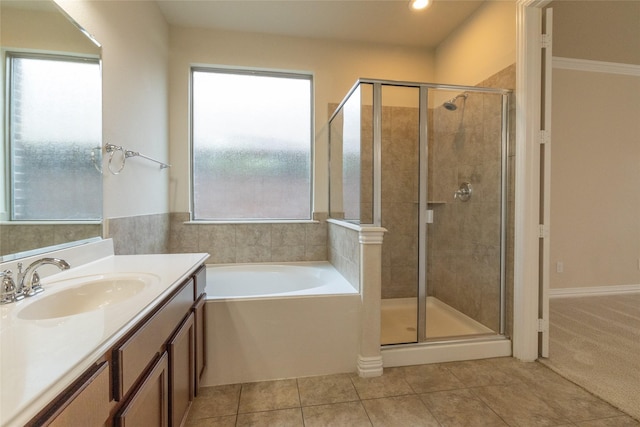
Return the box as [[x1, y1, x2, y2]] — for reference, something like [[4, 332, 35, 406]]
[[3, 51, 102, 222], [189, 66, 315, 222]]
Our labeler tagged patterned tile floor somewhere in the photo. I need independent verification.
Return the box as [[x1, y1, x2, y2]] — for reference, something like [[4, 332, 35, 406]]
[[186, 357, 639, 427]]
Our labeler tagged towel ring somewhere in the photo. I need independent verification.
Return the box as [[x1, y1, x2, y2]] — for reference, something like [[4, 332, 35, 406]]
[[108, 145, 126, 175]]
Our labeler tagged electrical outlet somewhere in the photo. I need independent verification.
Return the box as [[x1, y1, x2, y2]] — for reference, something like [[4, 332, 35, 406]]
[[556, 261, 564, 273]]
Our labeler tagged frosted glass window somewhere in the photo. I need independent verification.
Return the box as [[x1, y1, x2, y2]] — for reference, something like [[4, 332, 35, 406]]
[[192, 69, 312, 220], [8, 54, 102, 221]]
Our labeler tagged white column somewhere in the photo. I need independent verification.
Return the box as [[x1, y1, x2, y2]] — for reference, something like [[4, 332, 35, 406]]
[[356, 227, 386, 377]]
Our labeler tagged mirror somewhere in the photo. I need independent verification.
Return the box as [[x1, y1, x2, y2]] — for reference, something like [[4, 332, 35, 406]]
[[0, 0, 103, 260]]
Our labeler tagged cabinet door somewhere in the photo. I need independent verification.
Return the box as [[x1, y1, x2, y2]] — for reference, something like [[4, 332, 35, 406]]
[[113, 279, 193, 401], [169, 313, 194, 427], [193, 294, 207, 395], [30, 361, 111, 427], [115, 353, 169, 427]]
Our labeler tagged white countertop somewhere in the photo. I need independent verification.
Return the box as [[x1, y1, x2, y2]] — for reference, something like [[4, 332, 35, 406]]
[[0, 241, 209, 426]]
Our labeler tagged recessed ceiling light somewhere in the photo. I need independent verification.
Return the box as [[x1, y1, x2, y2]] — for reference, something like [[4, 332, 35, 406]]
[[409, 0, 431, 11]]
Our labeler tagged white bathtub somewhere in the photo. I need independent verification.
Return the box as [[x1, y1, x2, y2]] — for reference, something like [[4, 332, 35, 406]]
[[206, 261, 358, 299], [202, 261, 361, 386]]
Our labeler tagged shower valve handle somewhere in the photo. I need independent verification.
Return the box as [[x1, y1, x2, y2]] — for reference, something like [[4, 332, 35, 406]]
[[454, 182, 472, 202]]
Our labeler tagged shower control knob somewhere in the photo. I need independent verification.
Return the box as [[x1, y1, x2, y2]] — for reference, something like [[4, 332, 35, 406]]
[[454, 182, 472, 202]]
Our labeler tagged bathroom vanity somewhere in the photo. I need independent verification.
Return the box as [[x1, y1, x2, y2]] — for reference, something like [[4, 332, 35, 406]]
[[0, 239, 209, 426]]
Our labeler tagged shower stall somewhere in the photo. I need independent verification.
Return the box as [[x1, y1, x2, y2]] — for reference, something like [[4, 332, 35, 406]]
[[328, 79, 511, 348]]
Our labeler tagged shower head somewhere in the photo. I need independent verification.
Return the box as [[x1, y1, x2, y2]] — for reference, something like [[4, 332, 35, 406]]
[[443, 93, 468, 111]]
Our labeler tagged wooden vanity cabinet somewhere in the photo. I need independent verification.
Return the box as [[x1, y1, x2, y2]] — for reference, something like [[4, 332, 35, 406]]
[[113, 278, 194, 401], [113, 266, 207, 426], [26, 264, 207, 427], [27, 361, 112, 427], [114, 353, 169, 427]]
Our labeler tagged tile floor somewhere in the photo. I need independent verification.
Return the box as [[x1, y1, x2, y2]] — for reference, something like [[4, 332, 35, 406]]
[[186, 357, 639, 427]]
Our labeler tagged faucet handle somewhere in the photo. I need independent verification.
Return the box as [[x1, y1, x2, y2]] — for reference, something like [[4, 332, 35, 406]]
[[25, 272, 44, 297], [1, 270, 18, 304]]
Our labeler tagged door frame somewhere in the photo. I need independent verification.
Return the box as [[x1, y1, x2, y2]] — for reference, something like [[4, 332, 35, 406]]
[[513, 0, 550, 361]]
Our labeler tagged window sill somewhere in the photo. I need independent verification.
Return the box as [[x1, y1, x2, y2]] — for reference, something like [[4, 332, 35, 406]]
[[184, 220, 319, 225]]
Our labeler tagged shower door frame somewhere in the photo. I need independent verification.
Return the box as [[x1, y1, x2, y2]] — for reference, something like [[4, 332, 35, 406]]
[[330, 78, 511, 344]]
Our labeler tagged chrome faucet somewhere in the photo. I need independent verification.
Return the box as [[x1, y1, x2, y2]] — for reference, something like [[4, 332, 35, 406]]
[[17, 258, 71, 298]]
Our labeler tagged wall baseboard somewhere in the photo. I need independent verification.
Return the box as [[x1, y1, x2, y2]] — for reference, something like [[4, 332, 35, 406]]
[[550, 284, 640, 299]]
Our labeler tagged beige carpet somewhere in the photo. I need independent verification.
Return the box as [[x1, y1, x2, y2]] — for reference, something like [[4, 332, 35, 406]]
[[541, 293, 640, 421]]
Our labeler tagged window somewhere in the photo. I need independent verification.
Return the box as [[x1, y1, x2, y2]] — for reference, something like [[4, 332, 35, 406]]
[[191, 68, 312, 221], [5, 53, 101, 221]]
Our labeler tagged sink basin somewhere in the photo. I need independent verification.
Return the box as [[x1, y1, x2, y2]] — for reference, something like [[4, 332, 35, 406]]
[[17, 273, 160, 320]]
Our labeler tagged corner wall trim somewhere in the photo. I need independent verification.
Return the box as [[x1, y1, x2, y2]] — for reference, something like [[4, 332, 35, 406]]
[[550, 284, 640, 298], [553, 57, 640, 77]]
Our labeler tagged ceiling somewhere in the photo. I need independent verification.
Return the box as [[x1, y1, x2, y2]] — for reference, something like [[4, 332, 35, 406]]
[[156, 0, 486, 49]]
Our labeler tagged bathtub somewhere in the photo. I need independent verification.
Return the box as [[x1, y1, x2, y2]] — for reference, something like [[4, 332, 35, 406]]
[[206, 261, 359, 299], [202, 261, 361, 386]]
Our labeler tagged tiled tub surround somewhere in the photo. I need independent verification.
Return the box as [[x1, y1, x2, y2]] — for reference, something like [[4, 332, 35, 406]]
[[105, 212, 170, 255], [0, 222, 101, 257], [168, 213, 328, 264], [0, 239, 209, 426], [327, 220, 360, 288]]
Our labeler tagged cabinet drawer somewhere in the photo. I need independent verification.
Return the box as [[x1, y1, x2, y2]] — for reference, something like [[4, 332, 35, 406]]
[[114, 279, 194, 401]]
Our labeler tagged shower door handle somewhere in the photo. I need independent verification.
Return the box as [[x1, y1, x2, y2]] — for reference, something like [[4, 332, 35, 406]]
[[454, 182, 472, 202]]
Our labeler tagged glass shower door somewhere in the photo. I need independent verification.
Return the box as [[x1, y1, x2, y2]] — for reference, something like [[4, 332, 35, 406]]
[[424, 88, 507, 339], [379, 84, 422, 345]]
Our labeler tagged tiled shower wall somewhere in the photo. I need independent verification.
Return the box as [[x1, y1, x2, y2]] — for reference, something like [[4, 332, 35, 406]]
[[105, 213, 170, 255]]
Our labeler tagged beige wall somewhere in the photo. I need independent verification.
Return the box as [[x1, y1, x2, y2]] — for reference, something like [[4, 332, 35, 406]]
[[550, 69, 640, 289], [1, 5, 98, 54], [168, 27, 435, 214], [434, 1, 516, 86], [46, 1, 518, 260], [550, 1, 640, 289], [550, 1, 640, 66], [47, 1, 517, 222], [55, 0, 170, 220]]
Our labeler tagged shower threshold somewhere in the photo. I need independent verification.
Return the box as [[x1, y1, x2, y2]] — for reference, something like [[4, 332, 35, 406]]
[[381, 296, 495, 345]]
